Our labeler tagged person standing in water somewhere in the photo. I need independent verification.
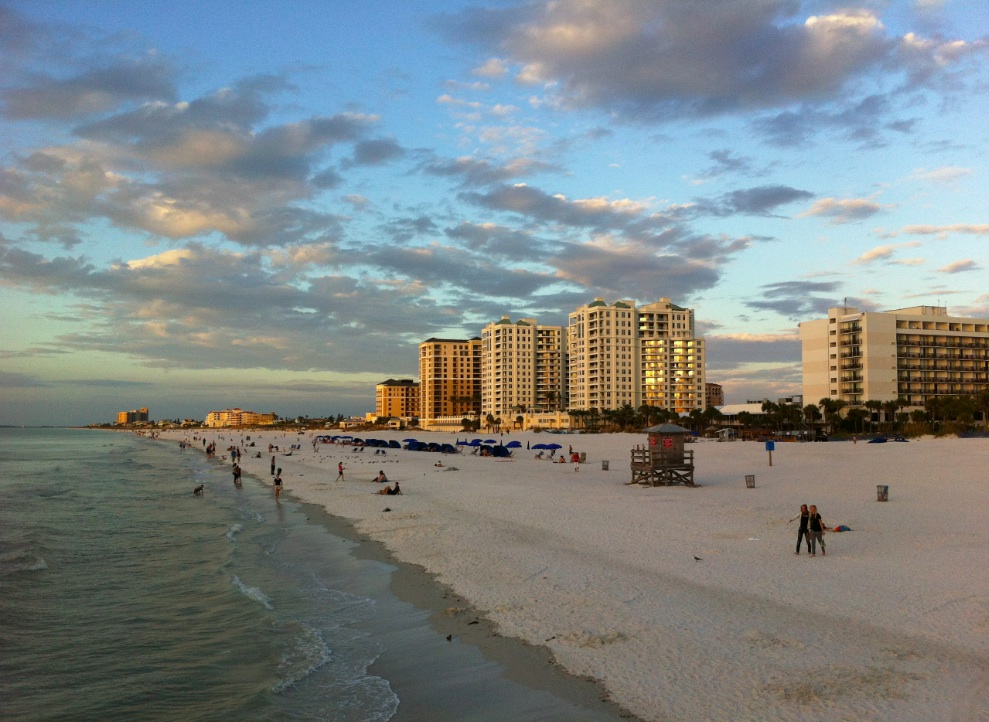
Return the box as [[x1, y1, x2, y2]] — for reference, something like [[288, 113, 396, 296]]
[[270, 455, 276, 475], [274, 469, 283, 499]]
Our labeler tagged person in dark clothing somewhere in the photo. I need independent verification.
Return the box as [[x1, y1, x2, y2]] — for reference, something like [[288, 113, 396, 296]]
[[791, 504, 810, 554], [807, 505, 826, 557], [270, 455, 276, 475]]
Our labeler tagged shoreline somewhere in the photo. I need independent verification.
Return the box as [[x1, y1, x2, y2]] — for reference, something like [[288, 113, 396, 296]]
[[169, 430, 641, 721], [160, 428, 989, 721], [292, 493, 642, 721]]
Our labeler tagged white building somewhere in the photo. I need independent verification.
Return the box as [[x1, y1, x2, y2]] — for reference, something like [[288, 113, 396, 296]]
[[800, 305, 989, 406]]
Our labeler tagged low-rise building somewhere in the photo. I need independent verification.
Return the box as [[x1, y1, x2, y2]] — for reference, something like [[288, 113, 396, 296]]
[[205, 408, 277, 427]]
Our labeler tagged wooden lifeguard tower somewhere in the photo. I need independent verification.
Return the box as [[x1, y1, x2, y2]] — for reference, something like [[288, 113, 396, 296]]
[[629, 423, 695, 486]]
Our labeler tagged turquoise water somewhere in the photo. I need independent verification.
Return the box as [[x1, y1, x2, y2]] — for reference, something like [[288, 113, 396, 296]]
[[0, 429, 625, 722]]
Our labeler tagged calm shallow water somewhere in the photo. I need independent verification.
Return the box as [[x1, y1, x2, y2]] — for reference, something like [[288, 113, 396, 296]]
[[0, 429, 625, 722]]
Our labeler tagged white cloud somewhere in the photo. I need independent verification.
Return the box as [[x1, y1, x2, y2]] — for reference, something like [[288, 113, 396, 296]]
[[938, 259, 980, 274], [473, 58, 509, 78], [801, 197, 886, 223]]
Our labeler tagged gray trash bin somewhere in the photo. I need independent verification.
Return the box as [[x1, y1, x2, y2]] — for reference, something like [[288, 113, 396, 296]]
[[877, 485, 889, 501], [745, 474, 755, 488], [601, 460, 609, 471]]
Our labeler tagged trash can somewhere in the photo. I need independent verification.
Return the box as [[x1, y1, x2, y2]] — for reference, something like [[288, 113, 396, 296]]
[[877, 485, 889, 502], [745, 474, 755, 488], [601, 460, 609, 471], [580, 452, 586, 463]]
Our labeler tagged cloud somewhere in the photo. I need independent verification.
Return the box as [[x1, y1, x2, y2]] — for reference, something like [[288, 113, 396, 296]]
[[691, 149, 769, 184], [473, 58, 509, 78], [421, 155, 556, 187], [460, 183, 656, 232], [3, 58, 176, 119], [744, 280, 845, 319], [696, 185, 814, 217], [852, 242, 920, 265], [801, 197, 886, 223], [439, 0, 984, 129], [343, 138, 406, 168], [0, 98, 376, 245], [0, 242, 460, 373], [897, 223, 989, 238], [938, 259, 979, 274], [907, 166, 972, 184], [0, 370, 48, 388]]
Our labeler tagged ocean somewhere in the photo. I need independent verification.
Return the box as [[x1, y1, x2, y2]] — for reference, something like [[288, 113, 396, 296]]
[[0, 429, 625, 722]]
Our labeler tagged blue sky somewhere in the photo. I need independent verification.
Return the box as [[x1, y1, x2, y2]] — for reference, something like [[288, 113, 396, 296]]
[[1, 0, 987, 425]]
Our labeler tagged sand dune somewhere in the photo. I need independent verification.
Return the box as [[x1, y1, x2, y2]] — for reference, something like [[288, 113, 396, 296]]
[[171, 429, 989, 722]]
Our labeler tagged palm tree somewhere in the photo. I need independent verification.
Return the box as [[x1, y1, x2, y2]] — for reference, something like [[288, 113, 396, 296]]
[[881, 400, 899, 433], [845, 407, 868, 434], [587, 407, 601, 430], [818, 398, 846, 434], [864, 400, 883, 433]]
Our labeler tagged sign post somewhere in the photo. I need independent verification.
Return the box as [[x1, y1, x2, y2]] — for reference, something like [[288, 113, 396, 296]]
[[765, 440, 775, 467]]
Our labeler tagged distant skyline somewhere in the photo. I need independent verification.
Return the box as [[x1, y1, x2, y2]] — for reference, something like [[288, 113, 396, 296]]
[[1, 1, 987, 425]]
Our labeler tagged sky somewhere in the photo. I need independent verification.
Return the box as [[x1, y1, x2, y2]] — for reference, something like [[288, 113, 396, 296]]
[[1, 0, 987, 426]]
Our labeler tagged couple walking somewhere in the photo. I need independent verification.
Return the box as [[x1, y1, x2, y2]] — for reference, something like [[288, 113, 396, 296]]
[[792, 504, 826, 556]]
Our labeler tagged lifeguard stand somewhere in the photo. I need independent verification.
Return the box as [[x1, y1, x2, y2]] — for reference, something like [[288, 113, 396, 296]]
[[630, 423, 696, 486]]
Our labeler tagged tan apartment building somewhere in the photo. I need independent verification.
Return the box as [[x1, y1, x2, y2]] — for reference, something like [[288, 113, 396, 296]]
[[205, 408, 277, 427], [115, 407, 149, 425], [705, 383, 724, 408], [800, 305, 989, 406], [418, 337, 482, 429], [567, 298, 706, 413], [638, 299, 706, 413], [568, 299, 640, 411], [375, 378, 419, 419], [480, 316, 567, 422]]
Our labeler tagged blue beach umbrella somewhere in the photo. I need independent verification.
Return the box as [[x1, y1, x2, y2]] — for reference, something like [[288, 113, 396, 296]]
[[483, 439, 497, 444], [505, 440, 522, 448], [531, 443, 549, 450], [545, 443, 562, 449]]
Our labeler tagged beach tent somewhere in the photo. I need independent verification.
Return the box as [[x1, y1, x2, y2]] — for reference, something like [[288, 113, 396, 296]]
[[388, 440, 401, 449]]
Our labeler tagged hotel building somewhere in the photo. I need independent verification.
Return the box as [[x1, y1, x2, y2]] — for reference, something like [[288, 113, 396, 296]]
[[480, 316, 567, 421], [567, 298, 706, 413], [205, 408, 277, 427], [705, 383, 724, 409], [115, 407, 149, 425], [638, 299, 706, 413], [375, 378, 420, 419], [418, 337, 482, 429], [800, 305, 989, 406], [568, 299, 640, 411]]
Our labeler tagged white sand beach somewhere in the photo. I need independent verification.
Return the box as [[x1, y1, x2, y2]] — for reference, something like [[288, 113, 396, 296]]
[[168, 429, 989, 721]]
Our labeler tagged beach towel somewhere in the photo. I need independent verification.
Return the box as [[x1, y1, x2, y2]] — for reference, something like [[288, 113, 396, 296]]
[[833, 525, 851, 532]]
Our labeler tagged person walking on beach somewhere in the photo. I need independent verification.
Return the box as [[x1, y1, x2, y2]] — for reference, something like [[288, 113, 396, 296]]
[[337, 462, 345, 481], [807, 504, 826, 557], [791, 504, 810, 554], [273, 469, 283, 499], [232, 463, 242, 485]]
